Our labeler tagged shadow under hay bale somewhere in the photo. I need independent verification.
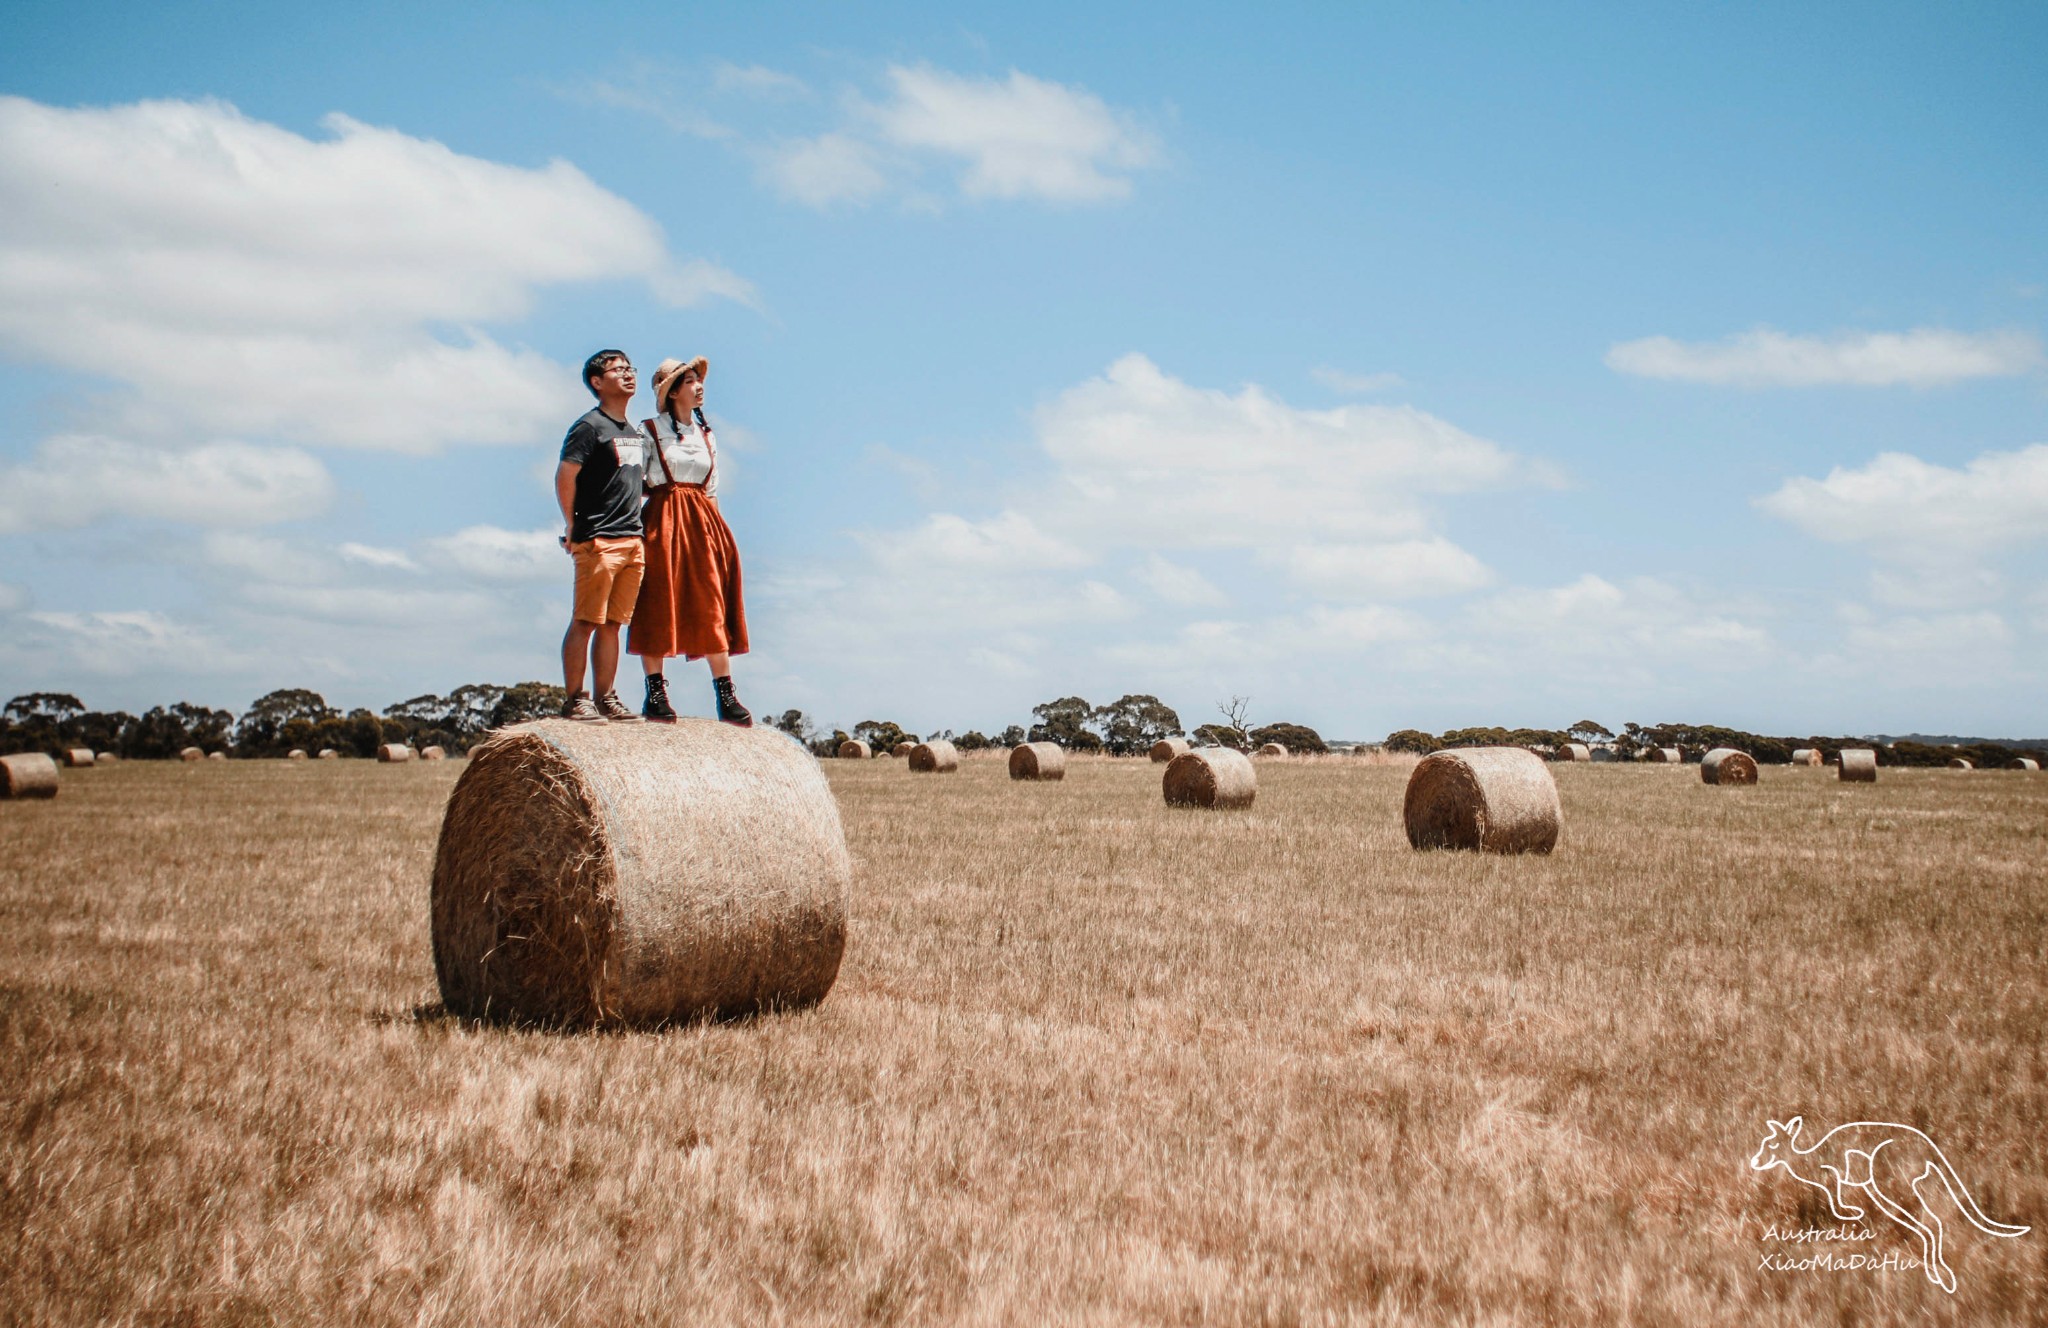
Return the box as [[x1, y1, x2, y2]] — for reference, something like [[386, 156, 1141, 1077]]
[[838, 740, 871, 760], [1560, 743, 1590, 762], [1838, 749, 1878, 783], [377, 744, 413, 763], [1701, 748, 1758, 785], [1149, 737, 1190, 763], [1404, 747, 1559, 854], [431, 719, 850, 1027], [2, 753, 59, 799], [909, 740, 959, 773], [64, 748, 94, 768], [1163, 748, 1256, 809], [1008, 741, 1065, 781]]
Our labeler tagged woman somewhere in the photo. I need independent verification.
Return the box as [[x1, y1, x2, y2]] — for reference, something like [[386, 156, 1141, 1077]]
[[630, 355, 751, 725]]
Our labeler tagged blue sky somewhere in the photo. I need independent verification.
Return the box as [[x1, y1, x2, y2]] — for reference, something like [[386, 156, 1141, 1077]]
[[1, 2, 2043, 739]]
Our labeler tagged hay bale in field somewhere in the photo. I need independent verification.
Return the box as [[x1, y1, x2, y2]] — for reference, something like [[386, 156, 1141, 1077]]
[[179, 746, 203, 762], [2, 753, 59, 800], [1008, 741, 1066, 781], [64, 748, 94, 768], [206, 751, 226, 762], [1701, 748, 1758, 785], [890, 741, 914, 758], [1947, 757, 1974, 770], [1403, 747, 1559, 854], [1162, 747, 1256, 809], [1838, 748, 1878, 783], [1255, 742, 1288, 758], [837, 740, 871, 760], [1560, 743, 1591, 762], [2011, 758, 2040, 772], [1790, 748, 1820, 766], [909, 740, 959, 773], [94, 752, 118, 766], [287, 749, 308, 761], [1590, 748, 1614, 763], [421, 746, 447, 761], [431, 718, 850, 1026], [317, 748, 339, 760], [1149, 737, 1190, 764], [1646, 747, 1681, 763], [377, 744, 414, 763]]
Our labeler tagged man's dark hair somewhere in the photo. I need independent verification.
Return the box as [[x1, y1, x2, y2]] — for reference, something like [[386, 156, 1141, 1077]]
[[582, 349, 630, 398]]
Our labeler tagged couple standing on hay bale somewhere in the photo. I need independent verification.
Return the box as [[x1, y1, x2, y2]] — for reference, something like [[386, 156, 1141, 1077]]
[[553, 350, 751, 727]]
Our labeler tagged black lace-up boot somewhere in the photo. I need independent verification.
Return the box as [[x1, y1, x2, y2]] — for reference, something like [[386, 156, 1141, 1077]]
[[642, 673, 678, 722], [713, 675, 752, 727]]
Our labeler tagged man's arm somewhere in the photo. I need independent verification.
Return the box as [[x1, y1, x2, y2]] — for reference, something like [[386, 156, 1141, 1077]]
[[555, 461, 580, 551]]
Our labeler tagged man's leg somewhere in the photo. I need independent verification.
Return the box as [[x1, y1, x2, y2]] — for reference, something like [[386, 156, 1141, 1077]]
[[591, 623, 622, 697], [562, 619, 597, 694]]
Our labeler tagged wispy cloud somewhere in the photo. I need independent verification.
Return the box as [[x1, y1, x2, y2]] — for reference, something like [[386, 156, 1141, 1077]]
[[1606, 326, 2043, 388]]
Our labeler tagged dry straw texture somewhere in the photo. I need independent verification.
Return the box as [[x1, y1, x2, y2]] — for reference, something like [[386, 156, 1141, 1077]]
[[1404, 746, 1560, 853], [179, 747, 203, 762], [1150, 737, 1190, 763], [64, 748, 94, 768], [1007, 742, 1066, 781], [1162, 747, 1257, 809], [377, 745, 414, 764], [1700, 749, 1759, 786], [1947, 758, 1974, 770], [1561, 743, 1591, 762], [431, 719, 850, 1027], [287, 749, 309, 761], [92, 751, 117, 765], [1791, 748, 1820, 766], [838, 740, 871, 760], [1, 752, 59, 799], [1839, 749, 1879, 783], [316, 748, 339, 760], [891, 742, 914, 758], [2013, 757, 2041, 771], [421, 747, 447, 761], [909, 740, 959, 774]]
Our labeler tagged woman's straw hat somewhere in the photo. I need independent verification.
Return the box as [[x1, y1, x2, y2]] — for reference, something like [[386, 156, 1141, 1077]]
[[651, 356, 710, 411]]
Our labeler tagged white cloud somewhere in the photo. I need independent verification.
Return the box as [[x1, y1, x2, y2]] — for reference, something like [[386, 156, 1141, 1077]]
[[17, 609, 248, 676], [1134, 554, 1228, 608], [1311, 367, 1404, 394], [0, 435, 333, 533], [762, 132, 888, 207], [1274, 538, 1492, 600], [422, 525, 562, 583], [858, 510, 1092, 574], [241, 584, 498, 628], [1756, 445, 2048, 551], [0, 581, 27, 613], [867, 65, 1160, 203], [1606, 326, 2043, 388], [1470, 574, 1771, 665], [338, 543, 419, 572], [0, 95, 752, 451]]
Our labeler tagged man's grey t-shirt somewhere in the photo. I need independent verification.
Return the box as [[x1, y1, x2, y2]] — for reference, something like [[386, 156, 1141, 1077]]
[[560, 409, 647, 541]]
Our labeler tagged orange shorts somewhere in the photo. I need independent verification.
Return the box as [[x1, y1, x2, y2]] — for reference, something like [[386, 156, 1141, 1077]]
[[570, 537, 646, 625]]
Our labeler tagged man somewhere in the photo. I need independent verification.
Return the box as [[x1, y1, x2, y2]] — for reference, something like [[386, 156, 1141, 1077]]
[[555, 349, 649, 723]]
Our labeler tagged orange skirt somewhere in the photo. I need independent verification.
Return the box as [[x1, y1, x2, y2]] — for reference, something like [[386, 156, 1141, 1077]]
[[628, 484, 748, 660]]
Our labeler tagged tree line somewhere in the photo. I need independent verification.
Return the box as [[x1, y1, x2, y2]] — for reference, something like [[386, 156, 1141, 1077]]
[[1382, 719, 2046, 767]]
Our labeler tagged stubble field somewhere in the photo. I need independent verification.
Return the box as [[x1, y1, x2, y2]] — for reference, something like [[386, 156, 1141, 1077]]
[[2, 750, 2044, 1325]]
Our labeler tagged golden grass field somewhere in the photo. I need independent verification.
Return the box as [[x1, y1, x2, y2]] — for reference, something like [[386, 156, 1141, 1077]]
[[3, 750, 2044, 1325]]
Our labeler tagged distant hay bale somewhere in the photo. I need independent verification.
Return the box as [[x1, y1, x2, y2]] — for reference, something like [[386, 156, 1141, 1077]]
[[909, 740, 959, 773], [1162, 748, 1256, 810], [837, 740, 871, 760], [431, 719, 850, 1026], [179, 746, 203, 762], [1589, 748, 1614, 763], [94, 752, 118, 766], [288, 749, 309, 761], [1560, 743, 1591, 762], [1701, 748, 1758, 785], [64, 749, 94, 768], [890, 741, 914, 758], [1403, 747, 1560, 854], [2012, 758, 2040, 772], [2, 753, 60, 799], [377, 744, 414, 763], [1947, 757, 1974, 770], [1149, 738, 1190, 764], [1790, 748, 1820, 766], [1008, 741, 1066, 781], [1838, 748, 1878, 783], [206, 751, 226, 762], [1647, 747, 1681, 764], [421, 746, 447, 761], [317, 749, 339, 760], [1256, 742, 1288, 758]]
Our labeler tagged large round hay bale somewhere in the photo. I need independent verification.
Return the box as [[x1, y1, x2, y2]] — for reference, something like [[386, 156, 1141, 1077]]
[[94, 752, 118, 766], [1838, 748, 1878, 783], [909, 740, 959, 773], [63, 748, 94, 768], [1255, 742, 1288, 758], [317, 748, 339, 760], [1162, 748, 1256, 809], [206, 750, 227, 762], [1149, 737, 1190, 764], [837, 740, 870, 760], [1647, 747, 1681, 764], [420, 746, 447, 761], [1947, 757, 1974, 770], [2012, 757, 2041, 772], [1403, 747, 1559, 854], [1790, 748, 1819, 766], [2, 753, 60, 799], [377, 744, 414, 763], [1008, 741, 1066, 781], [890, 741, 914, 758], [431, 719, 850, 1026], [287, 749, 309, 761], [1701, 748, 1758, 785], [1560, 743, 1590, 762], [179, 746, 203, 762]]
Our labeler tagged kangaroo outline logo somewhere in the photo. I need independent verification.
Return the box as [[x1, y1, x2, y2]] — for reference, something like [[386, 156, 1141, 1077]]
[[1750, 1116, 2030, 1293]]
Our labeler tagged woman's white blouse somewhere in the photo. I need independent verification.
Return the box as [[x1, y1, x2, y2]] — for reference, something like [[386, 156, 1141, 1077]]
[[645, 414, 717, 496]]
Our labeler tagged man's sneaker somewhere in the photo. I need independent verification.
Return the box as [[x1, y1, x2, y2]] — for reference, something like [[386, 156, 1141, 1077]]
[[713, 675, 753, 727], [596, 690, 643, 723], [642, 673, 678, 722], [562, 690, 607, 724]]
